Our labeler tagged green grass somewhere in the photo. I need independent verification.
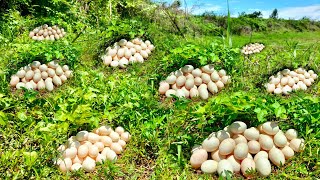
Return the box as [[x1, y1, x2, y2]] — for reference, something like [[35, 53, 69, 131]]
[[0, 10, 320, 180], [232, 31, 320, 47]]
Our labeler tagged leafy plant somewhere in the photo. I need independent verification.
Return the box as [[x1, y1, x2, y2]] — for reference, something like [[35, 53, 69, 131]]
[[0, 0, 320, 179], [161, 40, 239, 78]]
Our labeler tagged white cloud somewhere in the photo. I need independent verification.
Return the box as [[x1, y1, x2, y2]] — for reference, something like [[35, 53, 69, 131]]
[[261, 10, 272, 18], [277, 5, 320, 20], [180, 0, 320, 20], [230, 4, 320, 20]]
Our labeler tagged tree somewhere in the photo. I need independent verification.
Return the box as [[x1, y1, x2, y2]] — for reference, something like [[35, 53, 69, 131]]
[[250, 11, 263, 18], [270, 9, 278, 19], [240, 11, 263, 18], [170, 0, 181, 9], [239, 12, 247, 17]]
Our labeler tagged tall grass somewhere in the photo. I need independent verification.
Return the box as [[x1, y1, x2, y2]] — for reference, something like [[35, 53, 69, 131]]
[[226, 0, 232, 48], [0, 1, 320, 179]]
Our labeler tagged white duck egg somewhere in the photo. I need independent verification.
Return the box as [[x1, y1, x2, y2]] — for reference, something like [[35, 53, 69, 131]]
[[259, 134, 274, 151], [274, 131, 288, 148], [234, 142, 249, 160], [159, 82, 170, 95], [248, 140, 260, 154], [230, 121, 247, 134], [110, 143, 123, 154], [285, 129, 298, 140], [82, 157, 96, 172], [219, 138, 236, 156], [202, 137, 220, 152], [192, 68, 202, 77], [217, 159, 234, 177], [268, 147, 285, 166], [194, 77, 202, 86], [165, 89, 176, 97], [201, 160, 218, 174]]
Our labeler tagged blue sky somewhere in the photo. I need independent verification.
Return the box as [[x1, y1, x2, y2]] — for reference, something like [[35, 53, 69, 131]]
[[155, 0, 320, 20]]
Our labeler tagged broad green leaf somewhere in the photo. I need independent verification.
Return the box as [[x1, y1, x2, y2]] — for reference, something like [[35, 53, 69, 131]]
[[0, 111, 7, 126], [275, 106, 286, 118], [17, 111, 28, 121]]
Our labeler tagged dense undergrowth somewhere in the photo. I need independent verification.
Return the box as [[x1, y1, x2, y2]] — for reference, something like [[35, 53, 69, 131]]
[[0, 0, 320, 179]]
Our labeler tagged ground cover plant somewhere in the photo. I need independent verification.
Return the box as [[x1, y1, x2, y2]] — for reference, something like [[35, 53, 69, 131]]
[[0, 0, 320, 179]]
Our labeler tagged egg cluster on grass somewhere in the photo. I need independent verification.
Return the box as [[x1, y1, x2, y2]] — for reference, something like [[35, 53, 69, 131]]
[[266, 68, 318, 95], [159, 64, 231, 100], [29, 24, 66, 41], [10, 61, 73, 92], [54, 125, 131, 172], [190, 121, 304, 178], [241, 43, 265, 55], [101, 38, 155, 68]]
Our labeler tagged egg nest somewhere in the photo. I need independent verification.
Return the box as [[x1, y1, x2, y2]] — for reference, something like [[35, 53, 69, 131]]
[[266, 68, 318, 95], [9, 60, 73, 92], [54, 125, 131, 173], [29, 24, 66, 41], [241, 43, 265, 55], [190, 121, 304, 178], [101, 38, 155, 69], [158, 64, 231, 100]]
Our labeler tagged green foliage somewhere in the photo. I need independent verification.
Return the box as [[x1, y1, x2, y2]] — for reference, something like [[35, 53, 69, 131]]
[[197, 14, 320, 36], [0, 39, 79, 94], [0, 0, 77, 17], [161, 41, 239, 76], [270, 8, 278, 19], [0, 0, 320, 179], [226, 0, 232, 47], [240, 11, 263, 19], [0, 10, 29, 43]]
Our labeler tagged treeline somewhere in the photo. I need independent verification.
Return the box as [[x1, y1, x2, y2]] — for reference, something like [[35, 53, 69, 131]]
[[150, 1, 320, 36], [200, 11, 320, 35], [0, 0, 319, 42]]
